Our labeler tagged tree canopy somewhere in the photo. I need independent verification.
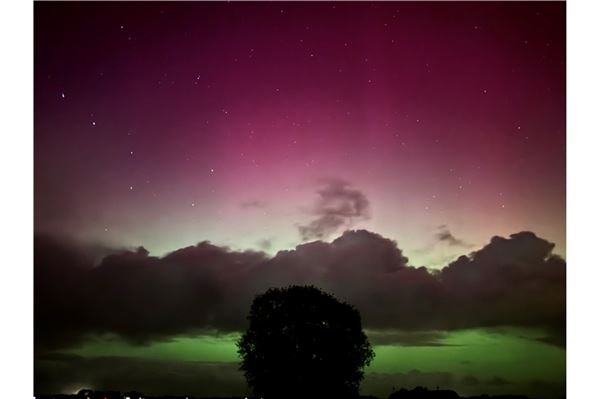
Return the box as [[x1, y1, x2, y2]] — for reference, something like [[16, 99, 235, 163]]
[[237, 285, 374, 398]]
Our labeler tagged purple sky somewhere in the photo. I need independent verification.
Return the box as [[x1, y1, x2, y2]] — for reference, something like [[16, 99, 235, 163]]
[[35, 2, 565, 266]]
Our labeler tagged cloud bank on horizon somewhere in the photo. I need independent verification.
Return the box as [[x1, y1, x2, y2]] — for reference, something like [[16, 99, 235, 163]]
[[35, 227, 565, 355]]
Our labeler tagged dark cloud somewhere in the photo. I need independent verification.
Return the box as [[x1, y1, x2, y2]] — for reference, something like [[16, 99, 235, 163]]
[[435, 227, 471, 248], [365, 330, 454, 347], [298, 178, 370, 241], [35, 229, 565, 355], [240, 200, 267, 209], [535, 333, 566, 348], [34, 235, 267, 353], [412, 225, 473, 267], [439, 232, 565, 334]]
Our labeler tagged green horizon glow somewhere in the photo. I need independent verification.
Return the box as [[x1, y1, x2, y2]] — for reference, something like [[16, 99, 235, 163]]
[[370, 328, 564, 379], [65, 327, 565, 397]]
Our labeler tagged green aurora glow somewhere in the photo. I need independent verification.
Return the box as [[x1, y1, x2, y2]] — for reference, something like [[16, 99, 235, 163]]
[[67, 328, 565, 397]]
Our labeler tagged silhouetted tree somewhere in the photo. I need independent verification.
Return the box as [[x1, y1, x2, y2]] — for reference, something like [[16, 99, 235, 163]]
[[237, 285, 375, 398]]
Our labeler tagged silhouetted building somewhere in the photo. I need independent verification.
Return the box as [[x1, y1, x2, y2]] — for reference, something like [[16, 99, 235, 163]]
[[123, 391, 144, 399], [389, 386, 460, 399]]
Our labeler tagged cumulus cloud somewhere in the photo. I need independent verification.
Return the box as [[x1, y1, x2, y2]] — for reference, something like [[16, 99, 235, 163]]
[[35, 229, 565, 355], [439, 232, 565, 333], [34, 235, 267, 352], [298, 178, 370, 241]]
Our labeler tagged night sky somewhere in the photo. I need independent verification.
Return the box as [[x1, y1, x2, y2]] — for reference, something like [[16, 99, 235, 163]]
[[34, 2, 565, 398]]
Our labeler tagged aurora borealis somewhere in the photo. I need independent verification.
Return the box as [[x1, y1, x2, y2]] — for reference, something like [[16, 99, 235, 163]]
[[34, 2, 565, 398]]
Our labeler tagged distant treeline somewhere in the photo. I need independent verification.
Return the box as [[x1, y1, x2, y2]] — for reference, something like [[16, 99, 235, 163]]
[[35, 386, 540, 399]]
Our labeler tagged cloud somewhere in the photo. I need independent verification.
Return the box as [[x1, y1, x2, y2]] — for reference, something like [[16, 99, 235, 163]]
[[34, 229, 565, 355], [435, 227, 471, 248], [439, 232, 565, 334], [365, 330, 453, 347], [412, 225, 473, 267], [34, 235, 267, 352], [535, 333, 566, 348], [298, 178, 370, 241]]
